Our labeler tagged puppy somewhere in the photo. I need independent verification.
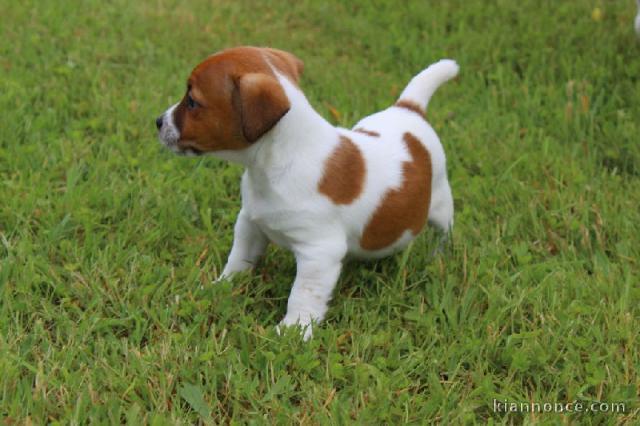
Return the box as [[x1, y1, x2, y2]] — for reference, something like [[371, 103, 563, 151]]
[[156, 47, 457, 339]]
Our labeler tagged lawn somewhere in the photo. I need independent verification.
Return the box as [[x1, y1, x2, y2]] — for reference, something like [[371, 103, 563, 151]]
[[1, 0, 639, 423]]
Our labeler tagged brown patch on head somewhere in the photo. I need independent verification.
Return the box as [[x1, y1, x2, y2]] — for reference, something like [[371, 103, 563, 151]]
[[353, 128, 380, 137], [360, 132, 432, 250], [235, 73, 290, 142], [171, 46, 304, 153], [318, 136, 366, 205], [395, 100, 425, 117], [263, 48, 304, 85]]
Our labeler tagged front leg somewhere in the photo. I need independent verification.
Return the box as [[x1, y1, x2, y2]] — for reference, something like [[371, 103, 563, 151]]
[[219, 209, 268, 280], [279, 238, 347, 339]]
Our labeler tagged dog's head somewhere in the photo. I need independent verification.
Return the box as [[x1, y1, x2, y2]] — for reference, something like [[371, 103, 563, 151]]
[[156, 46, 304, 156]]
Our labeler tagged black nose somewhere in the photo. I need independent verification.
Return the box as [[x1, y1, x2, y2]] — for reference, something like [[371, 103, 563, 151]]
[[155, 116, 163, 130]]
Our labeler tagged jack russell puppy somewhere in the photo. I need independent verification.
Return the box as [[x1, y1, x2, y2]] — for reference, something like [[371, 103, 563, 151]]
[[156, 46, 458, 339]]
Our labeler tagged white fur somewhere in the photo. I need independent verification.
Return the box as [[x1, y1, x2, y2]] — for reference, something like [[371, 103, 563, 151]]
[[158, 103, 203, 157], [160, 59, 457, 339], [636, 0, 640, 36], [158, 103, 180, 152], [398, 59, 459, 111]]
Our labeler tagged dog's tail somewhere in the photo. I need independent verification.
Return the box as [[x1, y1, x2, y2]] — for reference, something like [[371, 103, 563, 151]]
[[397, 59, 459, 113]]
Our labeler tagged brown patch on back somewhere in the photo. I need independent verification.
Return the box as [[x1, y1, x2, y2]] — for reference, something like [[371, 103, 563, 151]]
[[353, 128, 380, 137], [360, 132, 432, 251], [318, 136, 366, 205], [395, 100, 425, 117]]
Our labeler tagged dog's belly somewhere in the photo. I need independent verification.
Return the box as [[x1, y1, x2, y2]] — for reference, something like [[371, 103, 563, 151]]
[[347, 229, 416, 260]]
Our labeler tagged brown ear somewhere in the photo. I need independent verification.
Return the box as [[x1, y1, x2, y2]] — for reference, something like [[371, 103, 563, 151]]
[[263, 48, 304, 83], [234, 73, 291, 143]]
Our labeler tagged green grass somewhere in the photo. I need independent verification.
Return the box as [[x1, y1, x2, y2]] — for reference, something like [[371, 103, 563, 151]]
[[1, 0, 639, 423]]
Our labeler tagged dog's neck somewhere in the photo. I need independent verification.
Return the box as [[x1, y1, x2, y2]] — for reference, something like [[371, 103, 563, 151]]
[[217, 75, 337, 176]]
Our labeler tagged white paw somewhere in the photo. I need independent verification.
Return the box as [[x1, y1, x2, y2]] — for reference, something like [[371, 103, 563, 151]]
[[215, 265, 238, 283], [214, 273, 230, 284], [277, 316, 314, 341], [217, 260, 254, 283]]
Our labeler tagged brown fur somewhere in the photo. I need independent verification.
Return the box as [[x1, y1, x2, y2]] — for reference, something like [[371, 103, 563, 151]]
[[318, 136, 366, 205], [235, 73, 290, 142], [395, 100, 425, 117], [353, 128, 380, 137], [173, 47, 304, 152], [263, 48, 304, 85], [360, 132, 432, 250]]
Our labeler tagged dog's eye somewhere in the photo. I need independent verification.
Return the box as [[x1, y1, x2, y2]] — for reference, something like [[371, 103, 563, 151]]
[[187, 94, 198, 110]]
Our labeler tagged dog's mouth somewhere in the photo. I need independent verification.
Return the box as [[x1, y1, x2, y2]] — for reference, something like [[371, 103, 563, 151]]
[[159, 139, 205, 157], [157, 128, 204, 157], [177, 145, 204, 156]]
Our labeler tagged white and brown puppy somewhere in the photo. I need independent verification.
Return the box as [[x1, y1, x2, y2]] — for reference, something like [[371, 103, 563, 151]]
[[156, 46, 458, 339]]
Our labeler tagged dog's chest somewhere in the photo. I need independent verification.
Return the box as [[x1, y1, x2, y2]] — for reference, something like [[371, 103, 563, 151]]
[[245, 197, 295, 248], [241, 170, 327, 249]]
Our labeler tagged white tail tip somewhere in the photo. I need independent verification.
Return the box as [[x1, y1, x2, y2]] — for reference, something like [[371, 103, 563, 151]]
[[429, 59, 460, 80], [398, 59, 459, 112]]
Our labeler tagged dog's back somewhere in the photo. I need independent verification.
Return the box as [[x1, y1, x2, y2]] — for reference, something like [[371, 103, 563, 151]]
[[335, 61, 458, 258]]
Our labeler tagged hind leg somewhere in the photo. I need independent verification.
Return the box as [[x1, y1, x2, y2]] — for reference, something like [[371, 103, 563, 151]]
[[428, 178, 454, 233], [427, 179, 454, 255]]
